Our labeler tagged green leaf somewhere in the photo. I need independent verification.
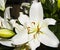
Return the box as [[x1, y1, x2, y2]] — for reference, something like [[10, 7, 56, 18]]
[[40, 0, 46, 4], [57, 0, 60, 8]]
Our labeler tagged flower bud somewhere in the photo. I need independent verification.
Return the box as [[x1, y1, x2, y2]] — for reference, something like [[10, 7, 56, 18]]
[[0, 29, 15, 38]]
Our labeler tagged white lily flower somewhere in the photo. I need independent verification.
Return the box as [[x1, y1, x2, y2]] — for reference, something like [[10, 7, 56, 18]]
[[10, 19, 28, 45], [0, 7, 12, 30], [0, 19, 28, 47], [0, 0, 6, 11], [0, 7, 15, 46], [0, 0, 59, 50], [18, 0, 59, 50], [0, 11, 28, 47]]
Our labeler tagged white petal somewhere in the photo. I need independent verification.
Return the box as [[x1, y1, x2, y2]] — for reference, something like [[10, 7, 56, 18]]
[[4, 20, 13, 30], [44, 18, 56, 25], [0, 0, 6, 11], [28, 34, 34, 41], [3, 19, 13, 30], [15, 24, 25, 34], [29, 2, 43, 22], [0, 17, 7, 28], [52, 0, 55, 3], [0, 16, 4, 20], [2, 7, 13, 29], [21, 2, 30, 7], [0, 16, 12, 29], [29, 39, 40, 50], [0, 39, 12, 47], [18, 12, 29, 25], [12, 30, 28, 45], [38, 27, 59, 47], [4, 7, 12, 20], [10, 19, 17, 27], [0, 16, 4, 27]]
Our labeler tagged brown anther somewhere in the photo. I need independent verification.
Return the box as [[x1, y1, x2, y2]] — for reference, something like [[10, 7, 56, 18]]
[[33, 34, 36, 39], [32, 22, 35, 25], [27, 27, 30, 33]]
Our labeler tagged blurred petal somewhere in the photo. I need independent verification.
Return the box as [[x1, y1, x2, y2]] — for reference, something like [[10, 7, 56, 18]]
[[0, 39, 12, 47], [0, 17, 6, 28], [0, 16, 4, 27], [0, 8, 12, 29], [4, 7, 12, 20], [18, 12, 29, 25], [29, 2, 43, 22], [0, 16, 12, 29], [38, 27, 59, 47], [3, 20, 13, 30], [44, 18, 56, 25], [12, 30, 28, 45], [29, 39, 40, 50], [52, 0, 55, 3], [21, 2, 30, 7], [3, 7, 13, 29], [0, 0, 6, 11], [10, 19, 17, 27]]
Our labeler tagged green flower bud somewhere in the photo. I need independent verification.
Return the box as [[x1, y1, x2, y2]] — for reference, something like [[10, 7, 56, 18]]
[[0, 29, 15, 38]]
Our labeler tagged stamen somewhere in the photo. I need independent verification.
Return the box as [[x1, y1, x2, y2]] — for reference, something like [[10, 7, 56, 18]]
[[37, 24, 40, 33], [27, 27, 30, 33], [32, 22, 35, 25], [33, 34, 36, 39]]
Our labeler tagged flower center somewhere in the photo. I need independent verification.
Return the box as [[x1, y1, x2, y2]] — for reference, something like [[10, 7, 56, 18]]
[[27, 22, 40, 34]]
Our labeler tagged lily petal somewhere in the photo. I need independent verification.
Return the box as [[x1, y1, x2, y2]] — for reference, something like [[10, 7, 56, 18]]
[[0, 16, 4, 27], [10, 19, 17, 27], [15, 24, 25, 34], [0, 7, 12, 29], [3, 20, 13, 30], [12, 30, 28, 45], [29, 1, 43, 22], [29, 39, 40, 50], [28, 34, 35, 41], [0, 16, 12, 29], [3, 7, 13, 29], [18, 12, 29, 25], [4, 7, 12, 20], [38, 27, 59, 47], [12, 24, 28, 45], [0, 39, 12, 47], [44, 18, 56, 25], [0, 0, 6, 11]]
